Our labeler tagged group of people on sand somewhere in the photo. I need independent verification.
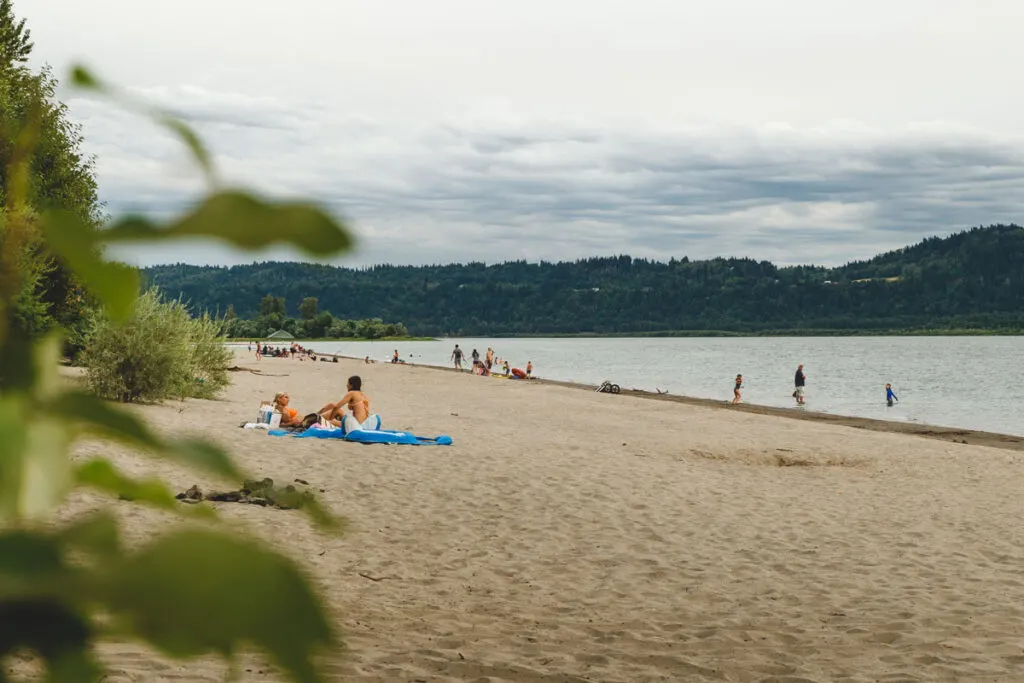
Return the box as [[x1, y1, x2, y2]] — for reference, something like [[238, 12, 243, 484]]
[[251, 342, 318, 361], [450, 344, 533, 379], [732, 364, 899, 407], [266, 375, 379, 433]]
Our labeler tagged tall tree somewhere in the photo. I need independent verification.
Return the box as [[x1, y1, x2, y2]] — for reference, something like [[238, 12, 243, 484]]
[[298, 296, 318, 320], [259, 294, 285, 316], [0, 0, 101, 342], [0, 0, 32, 71]]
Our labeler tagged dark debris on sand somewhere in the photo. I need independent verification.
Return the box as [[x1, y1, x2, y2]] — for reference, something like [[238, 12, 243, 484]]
[[176, 478, 318, 510]]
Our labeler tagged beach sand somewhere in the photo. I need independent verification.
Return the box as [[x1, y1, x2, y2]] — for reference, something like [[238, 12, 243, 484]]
[[51, 349, 1024, 682]]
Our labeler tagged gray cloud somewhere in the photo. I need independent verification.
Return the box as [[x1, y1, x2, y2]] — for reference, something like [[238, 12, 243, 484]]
[[64, 85, 1024, 270]]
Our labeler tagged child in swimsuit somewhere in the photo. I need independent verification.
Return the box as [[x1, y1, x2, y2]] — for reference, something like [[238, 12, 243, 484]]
[[732, 374, 743, 404]]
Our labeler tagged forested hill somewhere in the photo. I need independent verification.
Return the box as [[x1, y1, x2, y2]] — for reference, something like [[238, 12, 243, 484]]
[[143, 224, 1024, 336]]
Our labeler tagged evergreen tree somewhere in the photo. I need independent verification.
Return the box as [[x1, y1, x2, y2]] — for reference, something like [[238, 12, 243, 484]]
[[298, 296, 318, 320], [0, 0, 101, 343], [0, 0, 32, 71]]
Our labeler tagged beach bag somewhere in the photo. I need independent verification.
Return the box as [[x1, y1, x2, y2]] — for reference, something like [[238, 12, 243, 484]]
[[257, 403, 274, 425]]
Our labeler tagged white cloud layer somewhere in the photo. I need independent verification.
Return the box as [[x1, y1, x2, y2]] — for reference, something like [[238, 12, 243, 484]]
[[16, 0, 1024, 266]]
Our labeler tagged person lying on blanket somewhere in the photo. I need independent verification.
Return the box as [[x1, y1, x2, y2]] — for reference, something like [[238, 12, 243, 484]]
[[272, 391, 303, 428], [317, 375, 381, 432]]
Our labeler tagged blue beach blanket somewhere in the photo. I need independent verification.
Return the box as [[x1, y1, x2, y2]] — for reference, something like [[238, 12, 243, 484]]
[[269, 426, 452, 446]]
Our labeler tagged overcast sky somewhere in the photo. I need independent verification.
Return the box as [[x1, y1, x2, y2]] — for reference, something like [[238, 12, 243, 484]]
[[18, 0, 1024, 267]]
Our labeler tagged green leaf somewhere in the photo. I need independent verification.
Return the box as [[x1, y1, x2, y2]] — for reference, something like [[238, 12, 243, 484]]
[[20, 417, 74, 520], [39, 210, 139, 322], [0, 399, 28, 521], [50, 392, 242, 481], [46, 646, 106, 683], [272, 488, 344, 533], [0, 332, 36, 392], [0, 599, 103, 683], [0, 401, 72, 522], [69, 65, 103, 91], [57, 512, 122, 559], [75, 460, 211, 518], [32, 333, 63, 400], [0, 532, 77, 604], [162, 438, 242, 481], [156, 114, 214, 181], [48, 391, 161, 447], [104, 529, 335, 683], [101, 190, 354, 257], [69, 64, 214, 182], [0, 531, 64, 579]]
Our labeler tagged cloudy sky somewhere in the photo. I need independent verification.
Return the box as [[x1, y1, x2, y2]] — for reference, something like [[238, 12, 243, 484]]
[[18, 0, 1024, 267]]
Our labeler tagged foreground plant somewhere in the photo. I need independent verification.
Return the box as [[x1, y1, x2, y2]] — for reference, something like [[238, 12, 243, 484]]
[[0, 60, 351, 682]]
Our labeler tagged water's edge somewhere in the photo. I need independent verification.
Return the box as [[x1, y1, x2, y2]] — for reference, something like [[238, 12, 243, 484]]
[[306, 349, 1024, 453]]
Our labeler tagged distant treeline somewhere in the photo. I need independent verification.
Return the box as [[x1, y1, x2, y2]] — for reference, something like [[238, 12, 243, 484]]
[[225, 295, 410, 339], [146, 224, 1024, 336]]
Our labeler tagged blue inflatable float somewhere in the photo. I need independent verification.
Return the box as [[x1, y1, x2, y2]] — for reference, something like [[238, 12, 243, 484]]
[[269, 426, 452, 446]]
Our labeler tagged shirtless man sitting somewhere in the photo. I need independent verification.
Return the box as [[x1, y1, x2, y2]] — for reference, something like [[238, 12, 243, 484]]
[[317, 375, 380, 432]]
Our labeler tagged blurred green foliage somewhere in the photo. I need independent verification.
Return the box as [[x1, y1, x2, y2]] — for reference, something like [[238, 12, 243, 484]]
[[1, 3, 353, 679]]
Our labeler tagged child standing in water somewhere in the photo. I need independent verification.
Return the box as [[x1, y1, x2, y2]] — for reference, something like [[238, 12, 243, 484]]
[[886, 383, 898, 407], [732, 374, 743, 404]]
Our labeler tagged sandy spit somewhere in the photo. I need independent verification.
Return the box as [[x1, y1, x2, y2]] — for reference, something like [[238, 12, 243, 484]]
[[44, 349, 1024, 682]]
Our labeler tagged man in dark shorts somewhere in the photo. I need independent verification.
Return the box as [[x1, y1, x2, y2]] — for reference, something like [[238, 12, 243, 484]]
[[451, 344, 464, 371], [794, 364, 806, 405]]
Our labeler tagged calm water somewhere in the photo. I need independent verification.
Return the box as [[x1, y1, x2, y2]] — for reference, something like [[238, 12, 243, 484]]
[[255, 337, 1024, 437]]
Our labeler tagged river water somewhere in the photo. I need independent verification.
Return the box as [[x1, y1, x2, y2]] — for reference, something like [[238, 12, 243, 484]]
[[247, 336, 1024, 437]]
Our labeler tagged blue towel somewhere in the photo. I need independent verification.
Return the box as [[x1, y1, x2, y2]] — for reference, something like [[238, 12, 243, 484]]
[[269, 426, 452, 446]]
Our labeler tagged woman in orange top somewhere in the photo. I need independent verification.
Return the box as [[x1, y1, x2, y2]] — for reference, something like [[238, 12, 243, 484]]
[[273, 391, 302, 427]]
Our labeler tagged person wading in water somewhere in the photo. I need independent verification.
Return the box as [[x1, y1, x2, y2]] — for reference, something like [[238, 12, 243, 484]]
[[794, 364, 807, 405]]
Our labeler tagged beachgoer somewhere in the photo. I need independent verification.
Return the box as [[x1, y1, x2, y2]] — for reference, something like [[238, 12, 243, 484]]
[[886, 383, 898, 407], [526, 361, 533, 378], [272, 391, 302, 427], [451, 344, 464, 371], [318, 375, 377, 431], [794, 364, 806, 405], [255, 344, 262, 361], [732, 374, 743, 404], [392, 350, 399, 364], [502, 360, 510, 376], [471, 348, 480, 366], [485, 347, 494, 371]]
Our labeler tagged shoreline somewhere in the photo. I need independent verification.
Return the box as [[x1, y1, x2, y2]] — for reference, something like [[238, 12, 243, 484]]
[[233, 329, 1023, 341], [444, 329, 1024, 338], [329, 353, 1024, 453]]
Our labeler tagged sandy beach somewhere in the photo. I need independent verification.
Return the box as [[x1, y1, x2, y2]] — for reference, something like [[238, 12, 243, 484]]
[[54, 349, 1024, 682]]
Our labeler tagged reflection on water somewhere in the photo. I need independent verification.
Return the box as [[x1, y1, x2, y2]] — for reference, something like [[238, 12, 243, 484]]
[[247, 336, 1024, 437]]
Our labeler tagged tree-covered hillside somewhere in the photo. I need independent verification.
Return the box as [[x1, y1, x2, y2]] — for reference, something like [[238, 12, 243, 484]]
[[144, 224, 1024, 336]]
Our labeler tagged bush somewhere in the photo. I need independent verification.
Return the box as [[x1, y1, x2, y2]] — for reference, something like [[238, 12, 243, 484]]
[[83, 287, 232, 402]]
